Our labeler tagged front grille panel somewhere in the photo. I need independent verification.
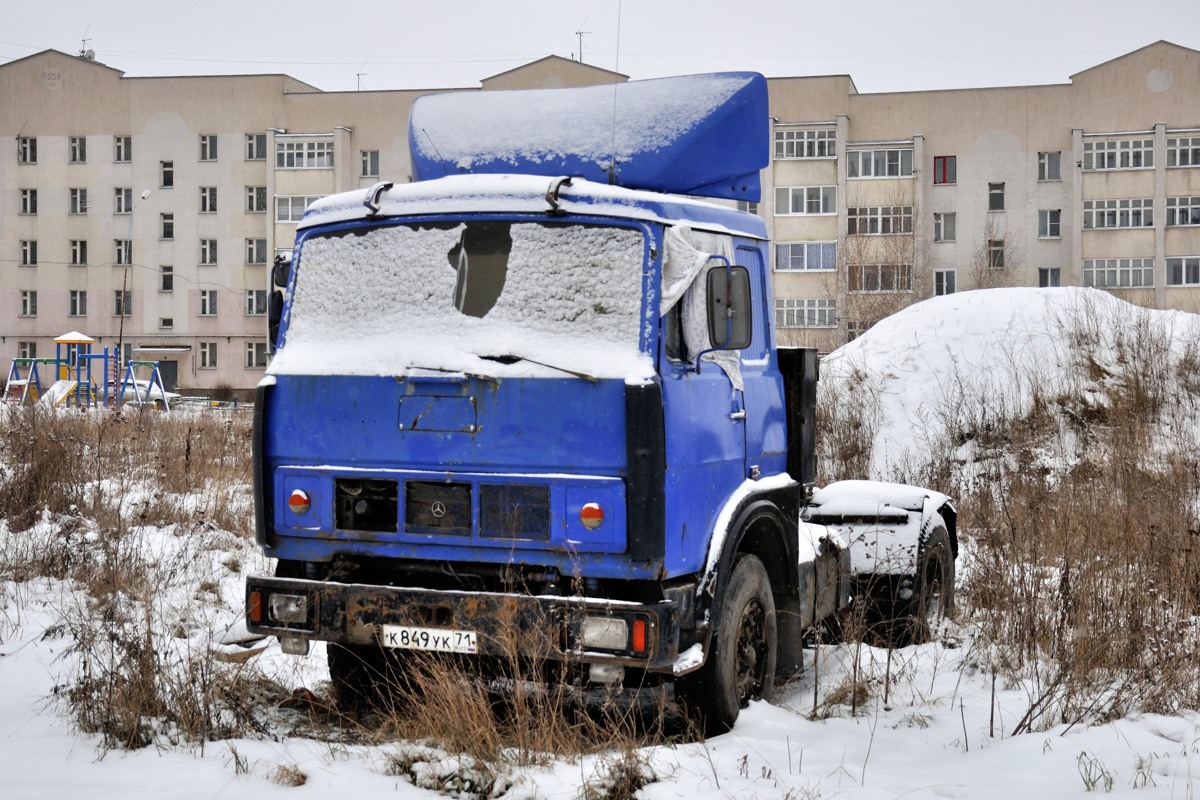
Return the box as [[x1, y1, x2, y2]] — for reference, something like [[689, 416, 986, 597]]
[[335, 478, 398, 532], [480, 484, 551, 540], [405, 481, 472, 535]]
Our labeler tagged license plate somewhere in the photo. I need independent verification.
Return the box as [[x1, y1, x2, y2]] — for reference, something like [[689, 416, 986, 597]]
[[380, 624, 478, 654]]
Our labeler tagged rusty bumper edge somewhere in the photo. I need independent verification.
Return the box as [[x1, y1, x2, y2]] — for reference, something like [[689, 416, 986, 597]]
[[246, 575, 683, 671]]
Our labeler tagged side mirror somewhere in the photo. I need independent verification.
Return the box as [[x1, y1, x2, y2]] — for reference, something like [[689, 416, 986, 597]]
[[706, 265, 752, 350], [268, 291, 285, 355], [272, 255, 292, 289]]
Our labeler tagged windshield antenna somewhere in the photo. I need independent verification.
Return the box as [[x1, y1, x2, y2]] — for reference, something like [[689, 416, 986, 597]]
[[607, 0, 623, 184], [421, 128, 449, 177]]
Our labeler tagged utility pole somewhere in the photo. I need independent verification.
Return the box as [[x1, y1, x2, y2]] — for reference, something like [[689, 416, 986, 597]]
[[575, 22, 591, 65]]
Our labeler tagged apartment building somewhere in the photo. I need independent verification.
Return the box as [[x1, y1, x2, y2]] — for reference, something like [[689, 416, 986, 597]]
[[3, 42, 1198, 391]]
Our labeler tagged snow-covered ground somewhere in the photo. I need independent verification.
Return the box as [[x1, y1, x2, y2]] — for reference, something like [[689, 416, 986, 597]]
[[4, 286, 1200, 799]]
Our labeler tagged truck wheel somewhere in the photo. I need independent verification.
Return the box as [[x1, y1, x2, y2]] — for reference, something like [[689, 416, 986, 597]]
[[902, 525, 955, 645], [327, 643, 397, 713], [677, 554, 776, 736]]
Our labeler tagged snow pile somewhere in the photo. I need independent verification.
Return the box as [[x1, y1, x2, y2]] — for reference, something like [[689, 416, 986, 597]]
[[820, 287, 1200, 479]]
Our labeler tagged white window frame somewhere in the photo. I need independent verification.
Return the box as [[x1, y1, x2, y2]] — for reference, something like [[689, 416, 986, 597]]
[[159, 317, 174, 329], [988, 183, 1005, 212], [773, 128, 836, 160], [200, 239, 218, 266], [847, 206, 913, 235], [19, 188, 37, 214], [1167, 256, 1200, 287], [70, 188, 88, 215], [69, 136, 86, 164], [361, 149, 380, 177], [1038, 209, 1062, 239], [933, 212, 956, 242], [1167, 137, 1200, 168], [1083, 198, 1154, 229], [774, 186, 836, 216], [160, 160, 174, 188], [276, 140, 334, 169], [17, 341, 37, 359], [19, 290, 37, 316], [115, 239, 132, 266], [160, 266, 174, 293], [1082, 139, 1154, 171], [1039, 268, 1062, 288], [275, 195, 323, 222], [846, 148, 914, 179], [245, 341, 269, 369], [988, 239, 1005, 268], [199, 341, 218, 369], [115, 187, 133, 214], [245, 289, 268, 316], [1166, 197, 1200, 226], [848, 263, 913, 292], [245, 186, 267, 213], [113, 290, 131, 317], [199, 290, 218, 316], [161, 213, 174, 240], [245, 133, 267, 160], [200, 186, 217, 213], [70, 239, 88, 266], [933, 269, 956, 295], [17, 137, 36, 164], [1085, 258, 1155, 288], [245, 238, 267, 265], [775, 241, 836, 271], [20, 240, 37, 266], [774, 298, 836, 328], [1038, 151, 1061, 181], [114, 135, 132, 163], [199, 134, 218, 161], [69, 290, 87, 317]]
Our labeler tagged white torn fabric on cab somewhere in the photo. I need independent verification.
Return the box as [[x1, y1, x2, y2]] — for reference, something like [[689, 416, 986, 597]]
[[660, 225, 743, 391]]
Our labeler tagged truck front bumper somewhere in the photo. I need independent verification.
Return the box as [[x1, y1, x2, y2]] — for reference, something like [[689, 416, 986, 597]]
[[246, 575, 685, 672]]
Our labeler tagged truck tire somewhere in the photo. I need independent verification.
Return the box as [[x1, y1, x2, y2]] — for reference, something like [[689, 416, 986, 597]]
[[677, 554, 777, 736], [901, 525, 955, 645], [327, 643, 398, 713]]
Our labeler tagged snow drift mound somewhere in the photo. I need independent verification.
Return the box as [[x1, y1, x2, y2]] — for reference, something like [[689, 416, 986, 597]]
[[819, 287, 1200, 479]]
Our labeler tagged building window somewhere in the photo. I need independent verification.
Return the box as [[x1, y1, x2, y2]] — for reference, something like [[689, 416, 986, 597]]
[[1083, 198, 1154, 229], [245, 186, 267, 212], [361, 149, 380, 177], [1166, 197, 1200, 226], [737, 200, 759, 216], [20, 240, 37, 266], [161, 161, 174, 188], [275, 195, 323, 222], [847, 206, 913, 235], [933, 156, 956, 185], [161, 213, 174, 240], [200, 186, 217, 213], [1168, 257, 1200, 286], [246, 133, 267, 160], [199, 290, 218, 316], [1039, 268, 1061, 288], [933, 269, 956, 295], [774, 298, 836, 328], [988, 183, 1005, 211], [245, 341, 269, 369], [1038, 209, 1062, 239], [775, 241, 837, 271], [20, 290, 37, 316], [1167, 137, 1200, 168], [115, 239, 132, 266], [245, 238, 268, 265], [276, 140, 334, 169], [114, 290, 131, 317], [199, 134, 218, 161], [69, 290, 87, 317], [70, 188, 88, 215], [1038, 151, 1061, 181], [70, 240, 88, 266], [17, 137, 36, 164], [200, 341, 218, 368], [1087, 258, 1155, 288], [847, 148, 913, 178], [69, 136, 86, 163], [987, 240, 1005, 268], [246, 289, 268, 315], [159, 317, 174, 329], [17, 341, 36, 359], [1082, 139, 1154, 171], [160, 266, 174, 292], [848, 264, 913, 292], [19, 188, 37, 214], [933, 212, 956, 242], [774, 129, 836, 159], [200, 239, 218, 265], [774, 186, 836, 216], [115, 187, 133, 214], [114, 135, 132, 162]]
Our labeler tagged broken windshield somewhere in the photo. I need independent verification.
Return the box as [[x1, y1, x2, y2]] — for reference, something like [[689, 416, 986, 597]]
[[269, 220, 651, 381]]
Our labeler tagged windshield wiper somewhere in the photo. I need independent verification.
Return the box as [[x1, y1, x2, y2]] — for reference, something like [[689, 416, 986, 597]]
[[480, 354, 598, 383]]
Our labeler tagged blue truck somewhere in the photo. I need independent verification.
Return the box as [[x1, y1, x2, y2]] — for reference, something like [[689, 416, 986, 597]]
[[246, 72, 956, 734]]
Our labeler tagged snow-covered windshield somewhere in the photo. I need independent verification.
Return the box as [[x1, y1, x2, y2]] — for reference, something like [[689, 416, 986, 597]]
[[268, 221, 651, 381]]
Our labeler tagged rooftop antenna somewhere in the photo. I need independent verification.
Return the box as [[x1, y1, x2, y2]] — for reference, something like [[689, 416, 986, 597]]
[[607, 1, 623, 184], [356, 59, 368, 91], [79, 29, 94, 60], [575, 18, 591, 65]]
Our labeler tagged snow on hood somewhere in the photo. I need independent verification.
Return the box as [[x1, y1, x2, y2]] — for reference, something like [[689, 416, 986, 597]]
[[820, 287, 1200, 479], [810, 479, 952, 517]]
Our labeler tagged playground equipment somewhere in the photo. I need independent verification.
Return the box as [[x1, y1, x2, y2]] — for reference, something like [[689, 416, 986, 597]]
[[4, 331, 172, 411]]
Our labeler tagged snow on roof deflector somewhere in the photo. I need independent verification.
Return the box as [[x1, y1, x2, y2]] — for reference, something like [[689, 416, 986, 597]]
[[408, 72, 769, 202]]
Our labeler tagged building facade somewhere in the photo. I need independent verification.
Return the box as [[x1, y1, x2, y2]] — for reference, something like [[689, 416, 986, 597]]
[[3, 43, 1199, 392]]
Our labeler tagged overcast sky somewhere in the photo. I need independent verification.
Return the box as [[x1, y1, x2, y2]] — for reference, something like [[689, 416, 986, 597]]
[[4, 0, 1200, 95]]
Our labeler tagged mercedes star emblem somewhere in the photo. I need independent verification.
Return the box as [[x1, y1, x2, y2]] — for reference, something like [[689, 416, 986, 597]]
[[431, 501, 447, 519]]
